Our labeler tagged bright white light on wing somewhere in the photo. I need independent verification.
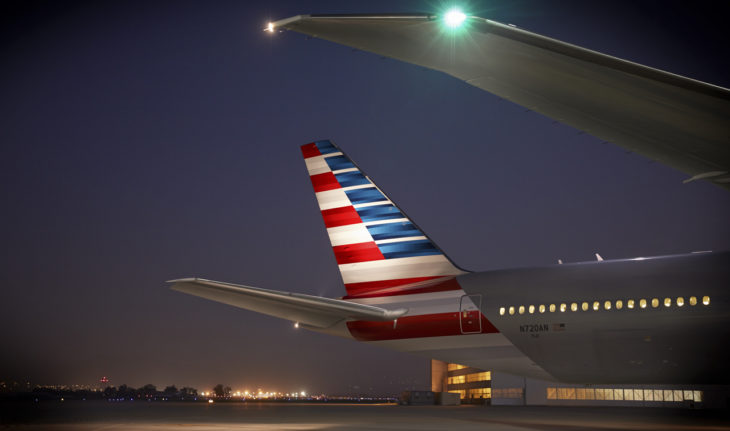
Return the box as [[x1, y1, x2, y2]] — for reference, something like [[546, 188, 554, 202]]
[[265, 22, 274, 32], [444, 9, 466, 28]]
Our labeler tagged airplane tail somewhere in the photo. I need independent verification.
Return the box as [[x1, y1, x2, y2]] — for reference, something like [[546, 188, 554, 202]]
[[301, 140, 467, 298]]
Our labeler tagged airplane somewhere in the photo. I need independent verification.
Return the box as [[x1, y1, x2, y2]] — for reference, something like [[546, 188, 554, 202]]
[[264, 11, 730, 190], [171, 139, 730, 384]]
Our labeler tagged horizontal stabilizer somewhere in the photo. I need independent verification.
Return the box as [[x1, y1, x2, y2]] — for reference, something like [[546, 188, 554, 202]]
[[169, 278, 408, 328]]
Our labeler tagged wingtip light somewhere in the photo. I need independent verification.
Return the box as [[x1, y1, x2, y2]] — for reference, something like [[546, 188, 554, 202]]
[[444, 9, 467, 28]]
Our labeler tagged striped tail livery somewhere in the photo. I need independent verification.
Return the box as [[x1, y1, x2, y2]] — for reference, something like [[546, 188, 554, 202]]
[[301, 139, 467, 298]]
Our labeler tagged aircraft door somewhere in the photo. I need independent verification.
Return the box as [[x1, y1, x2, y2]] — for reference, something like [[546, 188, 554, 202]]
[[459, 294, 482, 334]]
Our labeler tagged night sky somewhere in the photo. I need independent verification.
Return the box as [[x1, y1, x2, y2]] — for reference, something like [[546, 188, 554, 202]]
[[2, 1, 729, 395]]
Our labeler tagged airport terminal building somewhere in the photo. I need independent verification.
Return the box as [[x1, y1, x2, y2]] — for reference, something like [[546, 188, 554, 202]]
[[431, 360, 727, 408]]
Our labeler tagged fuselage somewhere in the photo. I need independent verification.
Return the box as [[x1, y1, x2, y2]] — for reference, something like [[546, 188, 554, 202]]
[[334, 251, 730, 384]]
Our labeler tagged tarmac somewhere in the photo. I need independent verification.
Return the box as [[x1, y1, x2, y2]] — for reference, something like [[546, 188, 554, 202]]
[[1, 401, 729, 431]]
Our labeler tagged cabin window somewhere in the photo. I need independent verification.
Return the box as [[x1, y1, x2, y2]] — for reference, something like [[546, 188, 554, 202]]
[[639, 299, 647, 308], [676, 297, 684, 307], [702, 296, 710, 305], [615, 300, 623, 310], [689, 296, 697, 306], [651, 298, 659, 308]]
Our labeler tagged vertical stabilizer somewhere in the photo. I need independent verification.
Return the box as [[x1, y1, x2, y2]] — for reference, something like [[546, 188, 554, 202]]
[[301, 140, 467, 297]]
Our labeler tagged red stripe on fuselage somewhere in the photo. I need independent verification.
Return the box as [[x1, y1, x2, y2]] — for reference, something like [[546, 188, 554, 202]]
[[346, 313, 499, 341], [310, 172, 340, 192], [344, 277, 461, 299], [321, 206, 362, 228], [333, 242, 385, 265], [301, 143, 321, 159]]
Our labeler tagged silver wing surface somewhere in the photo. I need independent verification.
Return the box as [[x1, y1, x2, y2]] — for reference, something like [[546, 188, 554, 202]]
[[169, 278, 407, 328], [273, 14, 730, 189]]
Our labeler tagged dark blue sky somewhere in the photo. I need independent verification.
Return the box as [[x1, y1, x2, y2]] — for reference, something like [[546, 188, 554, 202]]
[[2, 1, 729, 394]]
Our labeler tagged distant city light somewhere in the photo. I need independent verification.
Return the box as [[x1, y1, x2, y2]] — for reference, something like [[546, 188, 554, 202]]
[[444, 9, 466, 28]]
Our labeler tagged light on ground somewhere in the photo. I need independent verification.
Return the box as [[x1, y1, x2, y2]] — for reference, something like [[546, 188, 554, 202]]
[[444, 9, 466, 28]]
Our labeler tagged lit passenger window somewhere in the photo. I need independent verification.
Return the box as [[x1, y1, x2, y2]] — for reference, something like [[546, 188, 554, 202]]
[[640, 299, 647, 308], [528, 305, 535, 314], [539, 305, 545, 313], [604, 301, 611, 310], [581, 302, 588, 311], [570, 303, 577, 312], [499, 307, 505, 316], [651, 298, 659, 308], [616, 300, 623, 310], [592, 301, 599, 311], [703, 296, 710, 306], [509, 306, 515, 315], [549, 304, 556, 312], [676, 297, 684, 307], [627, 299, 635, 309], [518, 306, 525, 314], [689, 296, 697, 306], [663, 298, 671, 307], [559, 303, 566, 312]]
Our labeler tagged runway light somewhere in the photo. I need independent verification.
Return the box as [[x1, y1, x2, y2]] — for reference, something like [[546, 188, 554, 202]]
[[294, 322, 299, 329], [444, 9, 466, 28]]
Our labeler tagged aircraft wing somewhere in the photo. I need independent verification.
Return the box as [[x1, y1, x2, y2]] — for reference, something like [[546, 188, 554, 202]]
[[272, 14, 730, 189], [169, 278, 407, 328]]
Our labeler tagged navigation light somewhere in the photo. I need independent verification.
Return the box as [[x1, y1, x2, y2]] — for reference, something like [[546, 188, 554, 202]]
[[444, 9, 466, 28]]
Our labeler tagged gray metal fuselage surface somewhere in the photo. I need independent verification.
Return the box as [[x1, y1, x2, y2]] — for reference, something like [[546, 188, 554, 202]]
[[459, 251, 730, 384]]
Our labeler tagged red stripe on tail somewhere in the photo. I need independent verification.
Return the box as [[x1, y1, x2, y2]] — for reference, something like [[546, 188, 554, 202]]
[[310, 172, 340, 193], [344, 277, 461, 299], [333, 242, 384, 264], [301, 143, 321, 159], [321, 206, 362, 228]]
